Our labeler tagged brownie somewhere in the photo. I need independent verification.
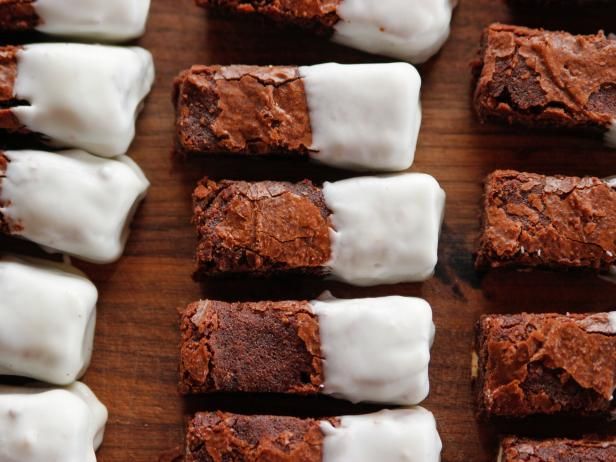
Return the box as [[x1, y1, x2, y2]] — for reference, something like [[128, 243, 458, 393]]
[[0, 46, 27, 133], [179, 299, 323, 395], [174, 65, 313, 157], [473, 24, 616, 137], [192, 178, 331, 279], [194, 0, 341, 35], [473, 312, 616, 419], [475, 170, 616, 272], [186, 412, 334, 462], [0, 152, 10, 234], [500, 436, 616, 461], [0, 0, 38, 31]]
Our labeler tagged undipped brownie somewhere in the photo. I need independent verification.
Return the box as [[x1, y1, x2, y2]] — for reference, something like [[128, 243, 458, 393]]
[[500, 436, 616, 461], [185, 408, 441, 462], [474, 312, 616, 419], [179, 296, 434, 404], [473, 24, 616, 145], [0, 0, 38, 31], [0, 46, 26, 134], [475, 170, 616, 273]]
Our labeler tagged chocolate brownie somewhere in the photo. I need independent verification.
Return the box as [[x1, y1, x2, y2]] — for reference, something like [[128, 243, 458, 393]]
[[0, 0, 38, 31], [500, 436, 616, 461], [474, 312, 616, 419], [0, 152, 10, 234], [194, 0, 341, 34], [192, 178, 331, 279], [174, 65, 312, 157], [179, 299, 323, 395], [475, 170, 616, 272], [473, 24, 616, 137], [0, 46, 26, 133], [185, 412, 333, 462]]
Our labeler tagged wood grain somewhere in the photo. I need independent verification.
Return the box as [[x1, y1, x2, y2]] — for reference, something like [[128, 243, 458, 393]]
[[2, 0, 616, 461]]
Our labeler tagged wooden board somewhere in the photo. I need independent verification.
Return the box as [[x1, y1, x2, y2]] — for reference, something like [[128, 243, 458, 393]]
[[2, 1, 616, 461]]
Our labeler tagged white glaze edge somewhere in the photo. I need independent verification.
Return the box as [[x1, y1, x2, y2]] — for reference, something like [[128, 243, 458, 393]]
[[605, 120, 616, 149]]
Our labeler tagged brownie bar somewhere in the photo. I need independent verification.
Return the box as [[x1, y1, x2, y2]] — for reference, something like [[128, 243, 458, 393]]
[[179, 299, 323, 395], [192, 178, 331, 279], [194, 0, 341, 34], [475, 170, 616, 272], [500, 436, 616, 461], [474, 312, 616, 419], [174, 65, 313, 156], [473, 24, 616, 137], [0, 0, 38, 31], [186, 412, 331, 462], [0, 46, 27, 133]]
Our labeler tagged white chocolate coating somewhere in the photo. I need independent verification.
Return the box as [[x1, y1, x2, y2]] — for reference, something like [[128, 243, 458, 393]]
[[333, 0, 456, 63], [0, 255, 97, 385], [299, 63, 421, 172], [0, 150, 150, 263], [0, 382, 107, 462], [311, 295, 434, 405], [320, 407, 442, 462], [35, 0, 151, 41], [606, 120, 616, 149], [609, 312, 616, 332], [324, 173, 446, 286], [13, 44, 155, 157]]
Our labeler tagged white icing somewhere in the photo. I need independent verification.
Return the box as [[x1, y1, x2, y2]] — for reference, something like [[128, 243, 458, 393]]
[[0, 150, 150, 263], [299, 63, 421, 172], [609, 312, 616, 333], [311, 296, 434, 405], [35, 0, 151, 41], [333, 0, 456, 63], [606, 120, 616, 149], [0, 382, 107, 462], [320, 407, 442, 462], [0, 255, 97, 385], [13, 44, 155, 157], [496, 445, 503, 462], [324, 173, 446, 286]]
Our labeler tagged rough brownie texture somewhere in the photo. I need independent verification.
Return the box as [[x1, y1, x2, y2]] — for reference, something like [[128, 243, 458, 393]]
[[473, 24, 616, 135], [0, 0, 38, 31], [192, 178, 331, 279], [174, 65, 313, 156], [179, 299, 323, 395], [194, 0, 341, 34], [474, 312, 616, 419], [185, 412, 334, 462], [501, 436, 616, 461], [0, 46, 27, 133], [475, 170, 616, 272]]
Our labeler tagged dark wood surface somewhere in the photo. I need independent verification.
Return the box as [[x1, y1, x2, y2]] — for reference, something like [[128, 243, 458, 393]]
[[2, 1, 616, 461]]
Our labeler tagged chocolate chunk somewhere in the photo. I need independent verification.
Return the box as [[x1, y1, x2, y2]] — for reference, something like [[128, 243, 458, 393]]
[[192, 178, 331, 279], [174, 65, 312, 156], [474, 312, 616, 419], [179, 299, 323, 395], [475, 170, 616, 273], [473, 24, 616, 138]]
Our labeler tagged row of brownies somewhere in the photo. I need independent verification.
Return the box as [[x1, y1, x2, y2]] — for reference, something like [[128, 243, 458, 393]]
[[174, 0, 458, 459], [472, 5, 616, 462], [180, 1, 616, 461], [0, 1, 153, 460]]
